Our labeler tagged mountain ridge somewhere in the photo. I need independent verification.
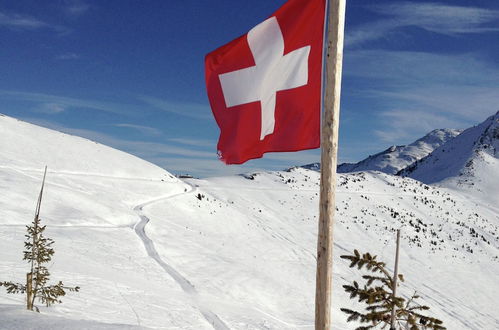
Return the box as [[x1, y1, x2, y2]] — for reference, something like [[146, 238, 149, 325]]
[[303, 128, 462, 175], [399, 111, 499, 206], [399, 111, 499, 182]]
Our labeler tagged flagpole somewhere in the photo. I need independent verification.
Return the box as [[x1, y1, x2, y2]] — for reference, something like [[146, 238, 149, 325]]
[[390, 229, 401, 329], [315, 0, 346, 329]]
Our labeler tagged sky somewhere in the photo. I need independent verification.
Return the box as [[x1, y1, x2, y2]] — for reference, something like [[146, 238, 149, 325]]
[[1, 0, 499, 177]]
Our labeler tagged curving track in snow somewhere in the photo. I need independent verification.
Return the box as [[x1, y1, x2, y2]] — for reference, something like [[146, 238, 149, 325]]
[[133, 187, 230, 330], [5, 165, 230, 329]]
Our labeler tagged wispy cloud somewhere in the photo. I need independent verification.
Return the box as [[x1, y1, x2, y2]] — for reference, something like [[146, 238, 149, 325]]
[[110, 123, 162, 136], [373, 109, 465, 143], [0, 90, 136, 116], [38, 103, 67, 114], [16, 117, 302, 177], [0, 11, 48, 30], [344, 49, 499, 143], [263, 150, 320, 164], [373, 86, 499, 123], [139, 96, 212, 120], [56, 53, 80, 60], [126, 141, 216, 159], [53, 127, 264, 177], [0, 11, 68, 33], [17, 117, 218, 162], [63, 0, 91, 16], [347, 2, 499, 46], [1, 90, 216, 120], [168, 138, 217, 148], [345, 50, 499, 85], [346, 20, 400, 48], [64, 128, 238, 176], [167, 137, 215, 148], [375, 2, 499, 34], [45, 125, 216, 159], [338, 140, 391, 164]]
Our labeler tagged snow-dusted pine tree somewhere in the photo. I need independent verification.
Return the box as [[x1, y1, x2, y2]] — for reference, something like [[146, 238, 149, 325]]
[[0, 167, 79, 311], [340, 249, 445, 329]]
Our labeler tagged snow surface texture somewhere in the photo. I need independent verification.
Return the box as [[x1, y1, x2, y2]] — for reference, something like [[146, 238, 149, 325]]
[[304, 128, 462, 174], [0, 113, 498, 329]]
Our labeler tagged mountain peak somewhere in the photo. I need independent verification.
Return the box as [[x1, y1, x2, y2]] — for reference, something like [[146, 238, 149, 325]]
[[399, 112, 499, 185], [417, 128, 463, 146], [334, 128, 461, 174]]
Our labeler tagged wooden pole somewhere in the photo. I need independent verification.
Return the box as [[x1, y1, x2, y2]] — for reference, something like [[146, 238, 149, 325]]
[[315, 0, 346, 329], [28, 166, 47, 310], [26, 273, 33, 311], [30, 166, 47, 276], [390, 229, 401, 329]]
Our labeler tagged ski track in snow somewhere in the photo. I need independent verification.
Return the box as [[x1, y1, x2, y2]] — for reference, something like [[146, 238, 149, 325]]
[[3, 165, 229, 329], [132, 187, 230, 330]]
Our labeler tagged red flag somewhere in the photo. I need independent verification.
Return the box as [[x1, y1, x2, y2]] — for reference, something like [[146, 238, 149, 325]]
[[205, 0, 326, 164]]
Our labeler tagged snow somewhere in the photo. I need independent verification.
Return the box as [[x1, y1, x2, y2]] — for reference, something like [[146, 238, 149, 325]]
[[400, 112, 499, 182], [335, 128, 462, 174], [0, 113, 498, 329], [0, 114, 174, 180], [401, 111, 499, 205], [0, 305, 145, 330]]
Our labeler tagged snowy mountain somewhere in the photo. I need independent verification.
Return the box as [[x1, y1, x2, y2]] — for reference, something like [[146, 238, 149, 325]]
[[303, 129, 461, 174], [338, 129, 462, 174], [399, 111, 499, 205], [0, 114, 498, 329]]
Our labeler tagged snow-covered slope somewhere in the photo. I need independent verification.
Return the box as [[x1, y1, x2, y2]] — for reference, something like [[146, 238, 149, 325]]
[[0, 305, 144, 330], [337, 129, 462, 174], [0, 114, 200, 328], [0, 114, 174, 180], [399, 111, 499, 205], [179, 170, 499, 329], [0, 114, 498, 329]]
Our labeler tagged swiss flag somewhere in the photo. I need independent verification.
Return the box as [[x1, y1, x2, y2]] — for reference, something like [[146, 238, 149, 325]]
[[205, 0, 326, 164]]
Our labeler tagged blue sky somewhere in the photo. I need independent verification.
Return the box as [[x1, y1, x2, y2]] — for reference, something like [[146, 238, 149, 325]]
[[1, 0, 499, 177]]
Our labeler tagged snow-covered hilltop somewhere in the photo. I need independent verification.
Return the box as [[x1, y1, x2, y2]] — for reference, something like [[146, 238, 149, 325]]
[[0, 114, 175, 180], [400, 111, 499, 182], [303, 128, 461, 174], [399, 111, 499, 205], [0, 113, 498, 329], [339, 128, 462, 174], [340, 128, 461, 174]]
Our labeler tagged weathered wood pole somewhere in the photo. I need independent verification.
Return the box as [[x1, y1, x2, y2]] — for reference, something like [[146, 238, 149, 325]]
[[26, 272, 33, 311], [30, 167, 47, 274], [390, 229, 401, 329], [315, 0, 346, 329], [28, 166, 47, 310]]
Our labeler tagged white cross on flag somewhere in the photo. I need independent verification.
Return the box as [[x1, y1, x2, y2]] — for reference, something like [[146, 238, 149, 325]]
[[205, 0, 326, 164]]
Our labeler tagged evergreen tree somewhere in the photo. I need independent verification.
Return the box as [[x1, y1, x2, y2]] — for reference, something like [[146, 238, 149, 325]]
[[0, 167, 79, 311], [340, 249, 445, 329]]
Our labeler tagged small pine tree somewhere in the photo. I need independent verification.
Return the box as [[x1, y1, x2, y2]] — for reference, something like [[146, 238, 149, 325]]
[[0, 167, 79, 311], [340, 249, 445, 329]]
